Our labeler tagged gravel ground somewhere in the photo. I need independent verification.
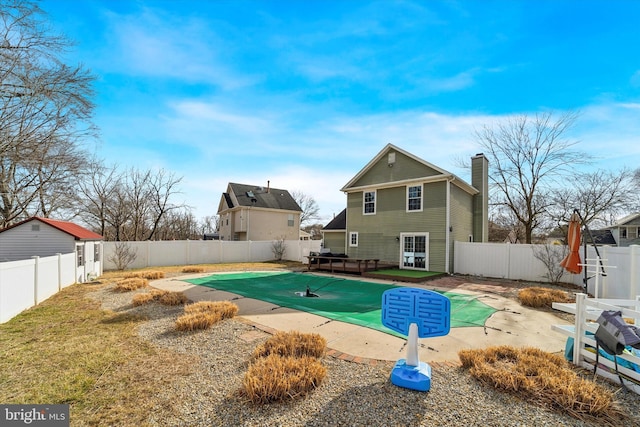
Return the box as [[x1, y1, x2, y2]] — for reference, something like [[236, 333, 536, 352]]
[[89, 284, 640, 427]]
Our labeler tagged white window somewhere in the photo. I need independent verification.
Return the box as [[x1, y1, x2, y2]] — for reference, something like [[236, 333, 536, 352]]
[[349, 232, 359, 247], [363, 191, 376, 215], [288, 214, 294, 227], [94, 244, 100, 261], [76, 245, 84, 267], [628, 227, 638, 239], [407, 184, 422, 212]]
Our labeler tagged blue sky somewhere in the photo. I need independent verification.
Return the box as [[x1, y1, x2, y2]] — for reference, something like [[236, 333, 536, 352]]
[[40, 0, 640, 223]]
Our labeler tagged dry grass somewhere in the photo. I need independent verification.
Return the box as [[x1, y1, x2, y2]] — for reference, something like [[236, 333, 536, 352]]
[[114, 278, 148, 292], [242, 331, 328, 404], [518, 286, 572, 308], [0, 282, 196, 425], [181, 266, 205, 273], [132, 292, 155, 306], [252, 331, 327, 360], [241, 354, 327, 403], [132, 289, 188, 307], [158, 291, 189, 306], [184, 301, 238, 317], [175, 301, 239, 331], [103, 262, 302, 279], [458, 345, 624, 422], [123, 270, 165, 280]]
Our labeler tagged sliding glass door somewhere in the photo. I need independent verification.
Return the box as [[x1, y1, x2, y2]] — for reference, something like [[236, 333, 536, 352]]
[[400, 233, 429, 270]]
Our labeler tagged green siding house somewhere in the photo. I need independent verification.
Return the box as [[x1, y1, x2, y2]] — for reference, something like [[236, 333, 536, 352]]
[[324, 144, 488, 273]]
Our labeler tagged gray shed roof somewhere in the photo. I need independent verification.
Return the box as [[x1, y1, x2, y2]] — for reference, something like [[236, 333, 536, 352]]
[[323, 208, 346, 230]]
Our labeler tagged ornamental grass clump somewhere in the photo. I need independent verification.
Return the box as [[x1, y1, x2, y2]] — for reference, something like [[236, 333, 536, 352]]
[[175, 301, 239, 331], [241, 331, 327, 404], [181, 266, 205, 273], [242, 354, 327, 404], [124, 270, 165, 280], [458, 345, 620, 421], [518, 287, 572, 308], [114, 278, 148, 292], [158, 291, 188, 306], [132, 290, 187, 306], [184, 301, 239, 318], [251, 331, 327, 360]]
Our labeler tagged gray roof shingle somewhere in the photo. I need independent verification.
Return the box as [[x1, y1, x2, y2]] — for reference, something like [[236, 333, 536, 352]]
[[228, 183, 302, 212]]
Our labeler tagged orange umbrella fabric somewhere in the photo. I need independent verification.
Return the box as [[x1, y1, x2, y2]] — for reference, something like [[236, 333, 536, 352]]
[[560, 212, 582, 274]]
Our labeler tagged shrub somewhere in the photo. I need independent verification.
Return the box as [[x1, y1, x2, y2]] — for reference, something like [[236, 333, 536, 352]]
[[132, 293, 155, 306], [158, 292, 189, 306], [123, 271, 165, 280], [181, 266, 205, 273], [175, 312, 217, 331], [108, 242, 137, 270], [518, 287, 572, 308], [184, 301, 238, 318], [176, 301, 239, 331], [459, 345, 617, 418], [241, 354, 326, 403], [252, 331, 326, 360], [132, 289, 187, 306], [114, 278, 148, 292]]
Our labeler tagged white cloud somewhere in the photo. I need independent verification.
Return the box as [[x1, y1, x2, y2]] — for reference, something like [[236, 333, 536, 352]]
[[99, 7, 258, 89]]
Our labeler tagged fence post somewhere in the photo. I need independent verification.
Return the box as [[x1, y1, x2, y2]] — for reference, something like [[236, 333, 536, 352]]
[[57, 253, 62, 291], [573, 293, 586, 365], [32, 256, 39, 305], [505, 243, 511, 279], [631, 245, 639, 299]]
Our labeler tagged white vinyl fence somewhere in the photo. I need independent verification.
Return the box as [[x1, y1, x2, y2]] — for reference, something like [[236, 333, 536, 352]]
[[552, 294, 640, 395], [102, 239, 323, 270], [455, 242, 640, 300], [0, 253, 77, 323]]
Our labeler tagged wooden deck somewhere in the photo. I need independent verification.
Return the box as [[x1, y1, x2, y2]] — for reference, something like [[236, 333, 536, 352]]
[[304, 256, 381, 274]]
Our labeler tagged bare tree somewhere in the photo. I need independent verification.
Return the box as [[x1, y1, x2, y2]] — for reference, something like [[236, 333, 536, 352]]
[[200, 215, 218, 235], [475, 112, 587, 243], [549, 168, 634, 229], [76, 161, 121, 236], [532, 244, 568, 285], [108, 241, 137, 270], [291, 190, 320, 226], [145, 169, 184, 240], [302, 223, 324, 240], [0, 1, 96, 227], [271, 235, 287, 261]]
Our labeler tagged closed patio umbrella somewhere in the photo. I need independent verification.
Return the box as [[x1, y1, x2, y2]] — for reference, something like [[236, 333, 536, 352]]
[[560, 212, 582, 274]]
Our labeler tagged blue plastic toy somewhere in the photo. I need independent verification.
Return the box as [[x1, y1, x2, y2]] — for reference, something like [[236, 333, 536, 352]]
[[381, 287, 451, 392]]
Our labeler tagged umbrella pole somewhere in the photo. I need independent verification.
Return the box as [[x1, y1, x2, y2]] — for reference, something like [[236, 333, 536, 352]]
[[573, 209, 607, 294]]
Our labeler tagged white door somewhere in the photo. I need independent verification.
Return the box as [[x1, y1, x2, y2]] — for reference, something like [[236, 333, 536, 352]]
[[400, 233, 429, 270]]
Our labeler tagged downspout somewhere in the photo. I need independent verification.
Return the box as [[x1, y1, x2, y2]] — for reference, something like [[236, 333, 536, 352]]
[[445, 177, 452, 274]]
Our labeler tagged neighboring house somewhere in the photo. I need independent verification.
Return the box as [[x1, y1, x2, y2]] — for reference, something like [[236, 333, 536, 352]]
[[326, 144, 489, 273], [0, 217, 104, 279], [217, 182, 302, 241], [299, 230, 312, 240], [609, 213, 640, 247]]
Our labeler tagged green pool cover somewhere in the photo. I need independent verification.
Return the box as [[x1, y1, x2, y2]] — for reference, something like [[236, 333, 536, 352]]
[[186, 271, 497, 338]]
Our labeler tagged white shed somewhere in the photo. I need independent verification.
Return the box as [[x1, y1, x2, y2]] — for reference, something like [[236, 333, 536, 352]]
[[0, 217, 104, 281]]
